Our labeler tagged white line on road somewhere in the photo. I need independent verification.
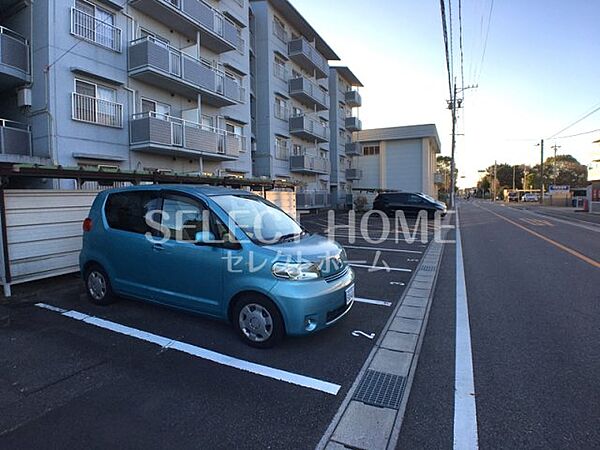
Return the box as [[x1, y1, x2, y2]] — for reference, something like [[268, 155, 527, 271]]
[[343, 245, 422, 254], [354, 297, 392, 307], [34, 303, 341, 396], [349, 264, 412, 272], [453, 208, 479, 449]]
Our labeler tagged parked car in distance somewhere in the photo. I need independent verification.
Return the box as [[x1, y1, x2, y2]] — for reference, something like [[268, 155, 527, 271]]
[[80, 185, 355, 348], [522, 193, 539, 202], [373, 192, 447, 217], [507, 192, 519, 202]]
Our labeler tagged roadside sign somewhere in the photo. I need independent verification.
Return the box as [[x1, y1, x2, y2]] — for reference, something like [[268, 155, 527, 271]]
[[548, 185, 570, 192]]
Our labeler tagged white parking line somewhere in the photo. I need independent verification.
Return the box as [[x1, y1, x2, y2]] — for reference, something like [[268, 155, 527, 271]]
[[453, 208, 479, 448], [329, 233, 429, 243], [34, 303, 341, 396], [349, 264, 412, 273], [344, 245, 422, 254], [354, 297, 392, 307]]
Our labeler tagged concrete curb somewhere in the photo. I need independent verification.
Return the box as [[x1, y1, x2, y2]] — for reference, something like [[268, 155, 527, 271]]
[[317, 234, 447, 450]]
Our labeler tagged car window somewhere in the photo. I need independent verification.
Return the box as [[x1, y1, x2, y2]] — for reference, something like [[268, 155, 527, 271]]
[[160, 195, 210, 242], [105, 191, 161, 234], [406, 194, 424, 205]]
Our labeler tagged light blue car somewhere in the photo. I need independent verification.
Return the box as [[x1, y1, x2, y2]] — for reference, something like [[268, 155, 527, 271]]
[[79, 185, 355, 347]]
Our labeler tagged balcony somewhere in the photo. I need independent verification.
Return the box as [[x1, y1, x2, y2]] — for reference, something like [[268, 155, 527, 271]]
[[346, 168, 362, 180], [70, 8, 122, 52], [290, 153, 329, 174], [345, 142, 362, 156], [72, 93, 123, 128], [0, 119, 31, 157], [345, 116, 362, 132], [296, 190, 330, 209], [128, 37, 244, 107], [130, 112, 240, 160], [289, 115, 329, 143], [288, 77, 329, 111], [287, 37, 328, 79], [0, 26, 30, 89], [345, 90, 362, 107], [129, 0, 239, 53]]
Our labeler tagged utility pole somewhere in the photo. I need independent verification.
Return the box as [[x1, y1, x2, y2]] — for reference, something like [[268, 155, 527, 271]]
[[539, 139, 544, 204], [449, 80, 457, 209], [493, 160, 497, 201], [550, 143, 561, 187], [512, 165, 516, 191]]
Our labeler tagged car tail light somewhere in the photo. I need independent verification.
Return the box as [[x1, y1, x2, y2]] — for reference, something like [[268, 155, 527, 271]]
[[83, 218, 92, 232]]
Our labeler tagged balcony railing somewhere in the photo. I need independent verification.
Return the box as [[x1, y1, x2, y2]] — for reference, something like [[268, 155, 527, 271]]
[[344, 142, 362, 156], [273, 20, 289, 43], [70, 8, 122, 52], [289, 114, 329, 143], [273, 62, 289, 81], [0, 119, 32, 156], [128, 36, 244, 105], [129, 0, 240, 53], [72, 92, 123, 128], [288, 37, 328, 79], [130, 111, 241, 158], [296, 190, 330, 209], [274, 102, 289, 120], [290, 153, 330, 174], [346, 168, 362, 180], [344, 90, 362, 107], [0, 26, 30, 83], [345, 116, 362, 132], [288, 77, 329, 111]]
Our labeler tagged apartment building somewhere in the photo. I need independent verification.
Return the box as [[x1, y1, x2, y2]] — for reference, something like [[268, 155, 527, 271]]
[[328, 66, 362, 209], [0, 0, 251, 187], [249, 0, 339, 209]]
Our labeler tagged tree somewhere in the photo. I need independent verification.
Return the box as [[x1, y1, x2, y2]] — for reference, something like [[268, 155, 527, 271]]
[[484, 163, 525, 190], [530, 154, 587, 188], [436, 156, 457, 199]]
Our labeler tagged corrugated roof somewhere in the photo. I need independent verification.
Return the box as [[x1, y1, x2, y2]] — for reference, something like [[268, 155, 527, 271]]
[[251, 0, 340, 60], [357, 124, 441, 152], [331, 66, 363, 87]]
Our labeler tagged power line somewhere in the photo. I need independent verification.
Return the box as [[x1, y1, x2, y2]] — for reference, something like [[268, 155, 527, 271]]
[[547, 102, 600, 139], [458, 0, 465, 94], [439, 0, 453, 98], [474, 0, 494, 85], [448, 0, 454, 84], [554, 128, 600, 140]]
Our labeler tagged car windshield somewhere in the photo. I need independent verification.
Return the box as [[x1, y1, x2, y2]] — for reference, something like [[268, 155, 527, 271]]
[[212, 194, 303, 244], [419, 193, 437, 203]]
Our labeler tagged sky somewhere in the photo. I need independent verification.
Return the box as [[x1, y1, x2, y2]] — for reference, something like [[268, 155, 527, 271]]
[[292, 0, 600, 187]]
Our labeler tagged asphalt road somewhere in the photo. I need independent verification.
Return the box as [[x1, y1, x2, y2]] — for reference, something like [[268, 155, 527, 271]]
[[398, 200, 600, 448], [0, 211, 431, 449]]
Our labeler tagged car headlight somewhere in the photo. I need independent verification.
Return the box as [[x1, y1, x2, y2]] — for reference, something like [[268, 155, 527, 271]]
[[272, 262, 320, 281]]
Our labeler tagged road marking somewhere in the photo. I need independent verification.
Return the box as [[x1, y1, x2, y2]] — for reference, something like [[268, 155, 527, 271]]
[[34, 303, 341, 396], [517, 208, 600, 233], [328, 233, 428, 243], [343, 245, 422, 254], [350, 264, 412, 273], [354, 297, 392, 307], [520, 217, 553, 227], [351, 330, 376, 339], [454, 207, 479, 449], [482, 206, 600, 269]]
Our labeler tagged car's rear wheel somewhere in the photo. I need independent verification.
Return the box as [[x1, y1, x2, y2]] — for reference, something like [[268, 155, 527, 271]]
[[233, 295, 284, 348], [84, 265, 116, 305]]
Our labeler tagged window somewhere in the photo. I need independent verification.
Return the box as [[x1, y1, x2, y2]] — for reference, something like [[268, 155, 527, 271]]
[[226, 122, 246, 151], [73, 79, 122, 127], [273, 55, 287, 81], [141, 98, 170, 117], [273, 16, 287, 42], [292, 69, 301, 79], [275, 136, 289, 160], [292, 144, 303, 156], [363, 145, 380, 156], [105, 191, 161, 234], [161, 195, 209, 242], [291, 106, 303, 118], [274, 97, 288, 120], [72, 0, 120, 51], [201, 115, 214, 131]]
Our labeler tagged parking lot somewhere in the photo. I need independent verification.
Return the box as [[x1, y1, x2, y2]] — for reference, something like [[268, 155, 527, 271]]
[[0, 211, 439, 449]]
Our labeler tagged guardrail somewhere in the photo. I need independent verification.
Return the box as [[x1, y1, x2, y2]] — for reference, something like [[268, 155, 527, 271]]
[[70, 8, 122, 52], [72, 92, 123, 128]]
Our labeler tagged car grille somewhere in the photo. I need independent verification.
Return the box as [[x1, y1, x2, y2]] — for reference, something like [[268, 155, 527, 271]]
[[323, 265, 349, 283], [326, 300, 352, 324]]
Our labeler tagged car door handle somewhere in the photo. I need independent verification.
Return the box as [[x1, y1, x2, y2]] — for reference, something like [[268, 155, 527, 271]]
[[152, 243, 164, 251]]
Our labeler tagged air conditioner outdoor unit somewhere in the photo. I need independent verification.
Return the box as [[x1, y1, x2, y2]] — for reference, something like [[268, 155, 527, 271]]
[[17, 87, 32, 108]]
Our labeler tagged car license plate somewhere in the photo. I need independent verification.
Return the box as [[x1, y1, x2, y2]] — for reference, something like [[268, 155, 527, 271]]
[[345, 284, 355, 305]]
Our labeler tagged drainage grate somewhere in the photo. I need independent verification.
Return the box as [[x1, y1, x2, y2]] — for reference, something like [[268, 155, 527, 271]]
[[420, 265, 436, 272], [352, 370, 406, 409]]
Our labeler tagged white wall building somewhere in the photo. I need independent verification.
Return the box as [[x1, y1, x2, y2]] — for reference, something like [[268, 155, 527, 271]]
[[354, 124, 441, 197]]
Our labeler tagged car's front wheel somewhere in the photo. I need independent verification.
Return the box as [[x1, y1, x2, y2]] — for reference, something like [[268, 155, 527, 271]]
[[233, 295, 284, 348], [84, 264, 116, 305]]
